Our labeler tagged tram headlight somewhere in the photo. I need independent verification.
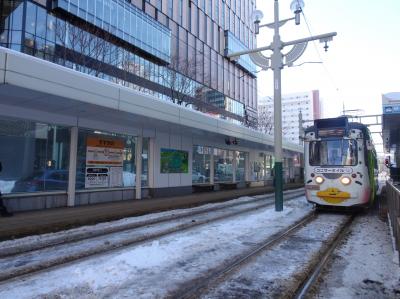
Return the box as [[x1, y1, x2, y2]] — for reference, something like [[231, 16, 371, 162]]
[[340, 176, 351, 185], [315, 176, 324, 184]]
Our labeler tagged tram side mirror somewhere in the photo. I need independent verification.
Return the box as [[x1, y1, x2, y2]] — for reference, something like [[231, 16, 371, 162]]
[[385, 157, 390, 168], [366, 140, 373, 150]]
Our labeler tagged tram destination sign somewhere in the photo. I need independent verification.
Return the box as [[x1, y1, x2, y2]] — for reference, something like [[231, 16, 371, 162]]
[[314, 167, 353, 174]]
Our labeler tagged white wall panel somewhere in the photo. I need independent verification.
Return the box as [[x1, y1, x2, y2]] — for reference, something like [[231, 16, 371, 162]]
[[154, 130, 170, 188], [0, 51, 5, 83]]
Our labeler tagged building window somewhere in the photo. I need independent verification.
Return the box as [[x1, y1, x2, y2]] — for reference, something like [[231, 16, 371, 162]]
[[236, 151, 246, 181], [168, 0, 173, 17], [192, 145, 211, 183], [214, 148, 233, 182], [54, 0, 172, 63], [76, 129, 138, 189], [179, 0, 183, 24], [0, 117, 70, 194]]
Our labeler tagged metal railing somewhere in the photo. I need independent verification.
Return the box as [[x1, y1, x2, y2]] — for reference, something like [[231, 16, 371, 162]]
[[386, 181, 400, 261]]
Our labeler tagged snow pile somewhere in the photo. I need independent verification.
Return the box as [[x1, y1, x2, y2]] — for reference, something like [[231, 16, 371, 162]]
[[315, 214, 400, 298]]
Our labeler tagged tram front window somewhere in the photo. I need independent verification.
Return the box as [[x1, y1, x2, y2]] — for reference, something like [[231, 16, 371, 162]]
[[309, 139, 357, 166]]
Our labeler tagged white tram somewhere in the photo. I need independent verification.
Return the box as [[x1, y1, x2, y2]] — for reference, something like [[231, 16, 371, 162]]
[[304, 117, 378, 208]]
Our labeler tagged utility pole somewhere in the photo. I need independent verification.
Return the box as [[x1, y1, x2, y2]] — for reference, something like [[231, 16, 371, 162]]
[[227, 0, 336, 211]]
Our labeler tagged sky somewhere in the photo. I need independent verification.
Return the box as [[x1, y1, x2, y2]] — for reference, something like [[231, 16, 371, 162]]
[[255, 0, 400, 117]]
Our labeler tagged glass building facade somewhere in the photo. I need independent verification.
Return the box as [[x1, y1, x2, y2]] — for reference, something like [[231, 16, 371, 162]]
[[0, 0, 258, 125], [224, 30, 257, 74], [0, 116, 70, 193], [53, 0, 171, 63], [0, 116, 149, 195]]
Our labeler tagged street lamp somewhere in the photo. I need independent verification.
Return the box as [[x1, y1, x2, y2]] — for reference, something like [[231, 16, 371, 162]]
[[290, 0, 304, 25], [227, 0, 336, 211]]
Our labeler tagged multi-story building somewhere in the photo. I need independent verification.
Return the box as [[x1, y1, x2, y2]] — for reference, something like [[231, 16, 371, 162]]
[[258, 90, 321, 144], [0, 0, 302, 212], [0, 0, 259, 124]]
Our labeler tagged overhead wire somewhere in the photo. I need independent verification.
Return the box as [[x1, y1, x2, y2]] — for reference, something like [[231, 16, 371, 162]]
[[297, 0, 339, 93]]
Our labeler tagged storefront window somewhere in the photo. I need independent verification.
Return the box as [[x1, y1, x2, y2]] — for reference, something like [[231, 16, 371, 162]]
[[192, 145, 211, 184], [266, 155, 273, 178], [214, 148, 233, 182], [252, 152, 268, 181], [236, 151, 246, 182], [76, 129, 137, 189], [0, 117, 70, 194]]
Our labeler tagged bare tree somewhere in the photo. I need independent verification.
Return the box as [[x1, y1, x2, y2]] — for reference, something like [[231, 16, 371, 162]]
[[53, 24, 242, 122], [54, 21, 155, 94], [55, 21, 118, 77], [258, 108, 274, 135], [153, 55, 199, 106]]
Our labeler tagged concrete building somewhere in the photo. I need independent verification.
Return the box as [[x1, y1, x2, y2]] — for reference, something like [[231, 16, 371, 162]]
[[0, 0, 302, 212], [258, 90, 322, 144]]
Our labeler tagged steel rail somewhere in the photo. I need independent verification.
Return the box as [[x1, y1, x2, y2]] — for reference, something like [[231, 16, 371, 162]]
[[172, 211, 316, 299], [293, 214, 355, 299], [0, 188, 304, 258], [0, 191, 305, 282]]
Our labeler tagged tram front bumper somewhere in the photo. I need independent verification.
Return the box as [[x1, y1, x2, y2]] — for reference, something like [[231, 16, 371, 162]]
[[316, 188, 351, 204], [306, 187, 355, 205]]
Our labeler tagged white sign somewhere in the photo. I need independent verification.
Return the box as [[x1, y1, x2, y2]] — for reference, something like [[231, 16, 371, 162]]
[[314, 167, 353, 174], [109, 167, 123, 187], [85, 137, 124, 188], [85, 167, 109, 188]]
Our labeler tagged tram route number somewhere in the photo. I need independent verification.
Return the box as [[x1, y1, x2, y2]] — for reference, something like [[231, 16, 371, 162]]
[[314, 167, 353, 174]]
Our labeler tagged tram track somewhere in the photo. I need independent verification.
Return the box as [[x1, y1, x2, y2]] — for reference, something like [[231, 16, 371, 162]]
[[171, 211, 317, 299], [293, 214, 355, 299], [0, 188, 304, 258], [0, 189, 304, 283], [169, 211, 355, 299]]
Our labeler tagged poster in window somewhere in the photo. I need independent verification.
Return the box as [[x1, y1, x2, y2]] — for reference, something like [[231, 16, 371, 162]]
[[85, 136, 124, 188], [160, 148, 189, 173]]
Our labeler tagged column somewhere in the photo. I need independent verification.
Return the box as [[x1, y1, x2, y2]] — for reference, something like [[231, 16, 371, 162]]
[[232, 150, 237, 183], [210, 148, 215, 184], [67, 126, 78, 207], [244, 152, 250, 182], [135, 136, 143, 199]]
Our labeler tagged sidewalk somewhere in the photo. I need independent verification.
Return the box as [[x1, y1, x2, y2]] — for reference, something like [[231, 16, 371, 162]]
[[0, 183, 304, 241]]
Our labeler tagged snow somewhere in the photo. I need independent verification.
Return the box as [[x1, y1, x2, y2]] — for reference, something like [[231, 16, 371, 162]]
[[0, 192, 398, 299], [201, 213, 351, 299], [0, 180, 15, 194], [0, 194, 265, 253], [0, 197, 312, 298], [314, 213, 400, 298]]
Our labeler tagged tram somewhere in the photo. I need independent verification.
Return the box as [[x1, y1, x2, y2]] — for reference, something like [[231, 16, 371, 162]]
[[303, 117, 378, 208]]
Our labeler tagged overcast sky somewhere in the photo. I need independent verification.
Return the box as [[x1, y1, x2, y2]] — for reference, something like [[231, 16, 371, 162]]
[[254, 0, 400, 153], [255, 0, 400, 118]]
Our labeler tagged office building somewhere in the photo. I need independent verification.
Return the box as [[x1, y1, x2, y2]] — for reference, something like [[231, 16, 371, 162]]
[[0, 0, 302, 212], [258, 90, 321, 144]]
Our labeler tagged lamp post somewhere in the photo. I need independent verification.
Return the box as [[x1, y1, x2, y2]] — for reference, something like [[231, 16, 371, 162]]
[[227, 0, 336, 211]]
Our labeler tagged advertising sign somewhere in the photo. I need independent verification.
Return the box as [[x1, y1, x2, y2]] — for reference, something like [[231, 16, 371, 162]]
[[85, 136, 124, 188], [160, 148, 189, 173]]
